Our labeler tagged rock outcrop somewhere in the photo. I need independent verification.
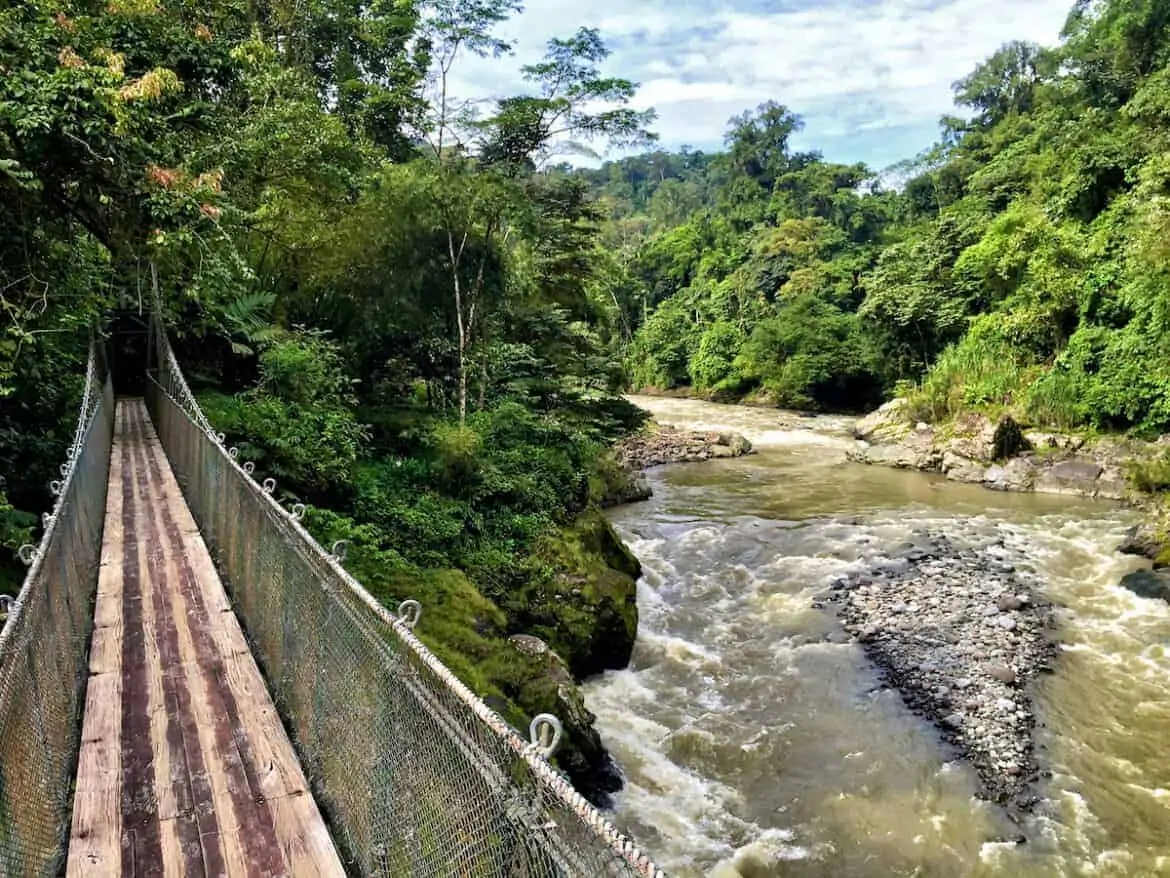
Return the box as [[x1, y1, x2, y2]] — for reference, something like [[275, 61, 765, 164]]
[[849, 399, 1135, 501], [501, 634, 624, 804]]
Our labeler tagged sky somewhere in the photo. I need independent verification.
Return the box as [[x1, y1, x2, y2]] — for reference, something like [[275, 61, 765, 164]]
[[447, 0, 1076, 171]]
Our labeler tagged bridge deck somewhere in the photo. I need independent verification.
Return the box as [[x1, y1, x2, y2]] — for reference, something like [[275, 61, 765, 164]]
[[67, 401, 344, 877]]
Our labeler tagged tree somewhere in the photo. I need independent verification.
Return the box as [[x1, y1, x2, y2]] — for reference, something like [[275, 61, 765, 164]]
[[953, 41, 1047, 127], [724, 101, 806, 191], [421, 17, 655, 423]]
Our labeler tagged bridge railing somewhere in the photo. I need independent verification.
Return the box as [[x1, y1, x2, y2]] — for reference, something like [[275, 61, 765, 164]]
[[0, 344, 114, 877], [146, 320, 664, 878]]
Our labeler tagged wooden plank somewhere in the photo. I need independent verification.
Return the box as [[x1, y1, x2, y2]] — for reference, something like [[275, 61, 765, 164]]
[[67, 402, 129, 878], [67, 675, 122, 878], [267, 792, 345, 878], [70, 399, 345, 877]]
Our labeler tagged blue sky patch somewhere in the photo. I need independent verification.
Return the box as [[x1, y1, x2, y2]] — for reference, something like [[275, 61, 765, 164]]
[[447, 0, 1073, 170]]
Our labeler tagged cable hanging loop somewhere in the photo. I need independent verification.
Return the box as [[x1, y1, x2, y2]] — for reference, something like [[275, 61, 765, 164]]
[[528, 714, 563, 759], [396, 599, 422, 629]]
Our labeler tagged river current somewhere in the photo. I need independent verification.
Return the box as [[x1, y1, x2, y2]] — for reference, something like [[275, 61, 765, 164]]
[[585, 396, 1170, 878]]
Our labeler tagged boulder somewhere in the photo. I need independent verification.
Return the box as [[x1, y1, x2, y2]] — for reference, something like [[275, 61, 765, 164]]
[[1034, 459, 1104, 496], [1118, 523, 1166, 564], [983, 457, 1037, 492], [942, 452, 986, 484], [1119, 569, 1170, 603], [945, 413, 997, 462], [853, 398, 914, 444], [1094, 466, 1129, 501]]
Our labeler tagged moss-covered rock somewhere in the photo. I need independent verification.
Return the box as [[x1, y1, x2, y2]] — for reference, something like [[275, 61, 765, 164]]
[[508, 508, 641, 680], [492, 635, 623, 805]]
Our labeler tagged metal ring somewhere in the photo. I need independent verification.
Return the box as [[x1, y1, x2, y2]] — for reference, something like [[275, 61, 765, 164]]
[[290, 503, 306, 521], [216, 432, 226, 444], [330, 540, 348, 562], [49, 480, 62, 497], [229, 447, 239, 459], [528, 714, 563, 758], [242, 461, 255, 475], [397, 599, 422, 630], [42, 512, 53, 529], [60, 462, 70, 477], [17, 545, 38, 566], [262, 478, 276, 494]]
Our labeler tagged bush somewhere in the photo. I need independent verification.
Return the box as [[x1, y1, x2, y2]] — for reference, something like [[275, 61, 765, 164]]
[[689, 321, 742, 390], [1127, 450, 1170, 493], [733, 295, 883, 411]]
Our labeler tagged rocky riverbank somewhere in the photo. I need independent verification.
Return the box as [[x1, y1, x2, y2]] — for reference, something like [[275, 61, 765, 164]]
[[817, 532, 1054, 818], [847, 399, 1143, 500], [614, 424, 754, 470]]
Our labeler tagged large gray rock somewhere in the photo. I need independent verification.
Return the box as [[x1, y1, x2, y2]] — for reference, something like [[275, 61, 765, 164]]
[[853, 398, 914, 444], [1094, 466, 1129, 501], [1034, 459, 1104, 496], [984, 457, 1037, 492], [1119, 569, 1170, 603], [1118, 523, 1166, 564], [942, 452, 986, 484]]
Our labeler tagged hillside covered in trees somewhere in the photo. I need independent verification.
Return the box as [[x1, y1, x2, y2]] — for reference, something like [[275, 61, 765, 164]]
[[5, 0, 1170, 797], [594, 0, 1170, 437]]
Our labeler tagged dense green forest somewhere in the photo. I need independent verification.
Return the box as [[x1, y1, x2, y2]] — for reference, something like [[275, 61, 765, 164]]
[[591, 0, 1170, 434], [6, 0, 1170, 793]]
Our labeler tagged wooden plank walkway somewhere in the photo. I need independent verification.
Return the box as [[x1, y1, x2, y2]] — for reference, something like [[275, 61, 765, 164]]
[[67, 400, 345, 877]]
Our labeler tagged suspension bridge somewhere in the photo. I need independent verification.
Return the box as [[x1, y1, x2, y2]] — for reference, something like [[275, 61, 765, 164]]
[[0, 315, 665, 877]]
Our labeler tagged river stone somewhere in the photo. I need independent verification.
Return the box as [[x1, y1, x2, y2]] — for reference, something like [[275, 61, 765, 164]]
[[984, 457, 1036, 492], [1035, 459, 1104, 495], [1119, 569, 1170, 603], [997, 595, 1025, 612], [989, 665, 1018, 684]]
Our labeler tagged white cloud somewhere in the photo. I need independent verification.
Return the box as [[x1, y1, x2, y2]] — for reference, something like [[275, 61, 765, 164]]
[[445, 0, 1073, 168]]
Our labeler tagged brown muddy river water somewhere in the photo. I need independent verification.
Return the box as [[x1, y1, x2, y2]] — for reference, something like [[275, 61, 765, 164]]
[[586, 396, 1170, 878]]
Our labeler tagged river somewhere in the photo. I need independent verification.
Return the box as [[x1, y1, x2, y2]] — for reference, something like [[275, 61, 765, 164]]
[[585, 396, 1170, 878]]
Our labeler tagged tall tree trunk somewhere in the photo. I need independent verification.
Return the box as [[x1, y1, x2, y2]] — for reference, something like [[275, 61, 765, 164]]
[[447, 229, 468, 425]]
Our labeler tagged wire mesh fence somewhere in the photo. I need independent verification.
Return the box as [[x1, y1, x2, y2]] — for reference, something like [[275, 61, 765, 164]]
[[0, 345, 114, 877], [147, 319, 664, 877]]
